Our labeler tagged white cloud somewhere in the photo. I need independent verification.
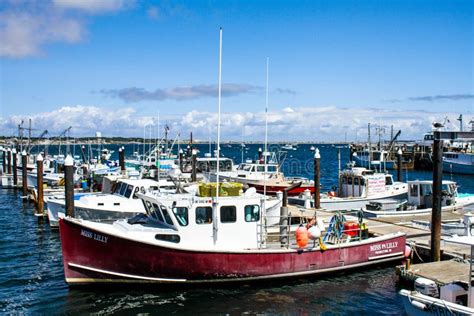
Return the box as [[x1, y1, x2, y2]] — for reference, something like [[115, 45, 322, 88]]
[[0, 9, 84, 58], [53, 0, 133, 14], [0, 0, 133, 58], [1, 105, 470, 141]]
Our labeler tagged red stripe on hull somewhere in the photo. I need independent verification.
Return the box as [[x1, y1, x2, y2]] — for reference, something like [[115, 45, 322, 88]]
[[59, 218, 406, 284]]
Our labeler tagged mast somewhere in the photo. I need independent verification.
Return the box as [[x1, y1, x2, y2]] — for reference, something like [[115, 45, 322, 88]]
[[213, 27, 223, 245], [263, 57, 269, 199]]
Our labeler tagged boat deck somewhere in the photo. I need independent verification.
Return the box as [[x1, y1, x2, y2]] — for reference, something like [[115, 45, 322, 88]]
[[291, 204, 474, 258]]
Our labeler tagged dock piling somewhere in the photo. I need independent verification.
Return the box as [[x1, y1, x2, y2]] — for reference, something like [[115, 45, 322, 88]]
[[12, 149, 17, 186], [397, 148, 403, 182], [36, 154, 44, 215], [191, 148, 197, 182], [314, 148, 321, 209], [7, 148, 12, 174], [21, 151, 28, 198], [431, 131, 443, 262], [179, 149, 184, 172], [2, 149, 5, 174], [118, 147, 125, 173], [64, 155, 75, 217]]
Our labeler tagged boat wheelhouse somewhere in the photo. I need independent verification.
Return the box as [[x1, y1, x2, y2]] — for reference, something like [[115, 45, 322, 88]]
[[288, 167, 408, 211]]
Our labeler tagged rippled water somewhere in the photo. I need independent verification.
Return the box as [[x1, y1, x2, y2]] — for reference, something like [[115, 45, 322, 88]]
[[0, 143, 472, 314]]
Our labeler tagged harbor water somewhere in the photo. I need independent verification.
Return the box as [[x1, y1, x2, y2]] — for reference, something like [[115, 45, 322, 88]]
[[1, 144, 472, 314]]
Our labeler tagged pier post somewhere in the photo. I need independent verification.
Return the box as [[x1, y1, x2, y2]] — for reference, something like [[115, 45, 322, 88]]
[[12, 148, 18, 186], [22, 151, 28, 198], [2, 149, 5, 174], [64, 155, 75, 217], [7, 148, 12, 174], [179, 149, 184, 172], [258, 147, 263, 162], [118, 147, 125, 173], [36, 154, 44, 214], [191, 148, 197, 182], [397, 148, 403, 182], [431, 131, 443, 262], [314, 148, 321, 209]]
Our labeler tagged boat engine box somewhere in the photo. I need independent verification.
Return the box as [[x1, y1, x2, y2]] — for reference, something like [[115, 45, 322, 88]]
[[414, 277, 439, 298], [440, 283, 467, 306]]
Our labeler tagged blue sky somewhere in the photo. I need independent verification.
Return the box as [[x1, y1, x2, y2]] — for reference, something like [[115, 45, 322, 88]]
[[0, 0, 472, 141]]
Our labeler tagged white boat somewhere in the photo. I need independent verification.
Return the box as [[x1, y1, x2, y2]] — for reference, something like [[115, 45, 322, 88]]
[[288, 167, 408, 211], [444, 151, 474, 175], [281, 144, 297, 150], [400, 235, 474, 315], [363, 180, 474, 218], [46, 178, 173, 228]]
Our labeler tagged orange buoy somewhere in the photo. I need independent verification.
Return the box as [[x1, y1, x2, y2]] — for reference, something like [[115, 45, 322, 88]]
[[328, 191, 336, 197], [295, 224, 309, 248]]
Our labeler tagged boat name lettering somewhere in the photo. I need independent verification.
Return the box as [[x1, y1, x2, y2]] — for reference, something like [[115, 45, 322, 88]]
[[80, 229, 108, 243], [370, 241, 398, 255]]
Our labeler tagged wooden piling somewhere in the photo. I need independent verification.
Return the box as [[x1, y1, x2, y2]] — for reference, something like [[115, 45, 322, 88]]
[[64, 155, 75, 217], [36, 154, 44, 214], [2, 149, 5, 174], [191, 148, 197, 182], [118, 147, 125, 173], [397, 148, 403, 182], [314, 148, 321, 209], [179, 149, 184, 172], [12, 149, 17, 186], [431, 131, 443, 262], [7, 148, 12, 174], [21, 151, 28, 198]]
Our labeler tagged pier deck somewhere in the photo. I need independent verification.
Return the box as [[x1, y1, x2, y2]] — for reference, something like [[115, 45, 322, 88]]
[[398, 260, 470, 285]]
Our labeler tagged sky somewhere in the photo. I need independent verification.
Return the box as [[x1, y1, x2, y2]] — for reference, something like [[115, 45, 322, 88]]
[[0, 0, 473, 141]]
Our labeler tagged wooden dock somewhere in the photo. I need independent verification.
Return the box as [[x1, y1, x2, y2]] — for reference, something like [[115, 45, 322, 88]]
[[397, 260, 470, 286]]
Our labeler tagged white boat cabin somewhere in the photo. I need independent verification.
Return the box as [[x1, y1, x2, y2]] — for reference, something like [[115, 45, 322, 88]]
[[408, 180, 458, 209], [233, 162, 279, 180], [112, 179, 164, 200], [339, 168, 396, 198], [132, 193, 264, 250]]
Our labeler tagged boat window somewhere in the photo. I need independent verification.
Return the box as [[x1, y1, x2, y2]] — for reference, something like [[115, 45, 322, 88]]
[[155, 234, 180, 243], [385, 177, 393, 185], [150, 203, 165, 222], [119, 183, 128, 196], [172, 207, 188, 226], [354, 178, 359, 185], [360, 179, 365, 186], [196, 206, 212, 224], [220, 206, 236, 223], [348, 177, 353, 185], [242, 165, 252, 171], [244, 205, 260, 222], [222, 160, 232, 171], [420, 184, 432, 196], [124, 185, 133, 198], [257, 166, 265, 172], [143, 200, 152, 214], [410, 184, 418, 197], [160, 205, 174, 226], [133, 187, 140, 199], [267, 165, 277, 172], [114, 182, 123, 194]]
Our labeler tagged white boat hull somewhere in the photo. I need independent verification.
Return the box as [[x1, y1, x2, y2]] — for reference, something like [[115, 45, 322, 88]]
[[399, 289, 474, 316]]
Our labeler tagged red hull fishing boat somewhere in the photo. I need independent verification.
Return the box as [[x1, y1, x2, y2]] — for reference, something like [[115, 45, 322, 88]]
[[59, 190, 407, 285]]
